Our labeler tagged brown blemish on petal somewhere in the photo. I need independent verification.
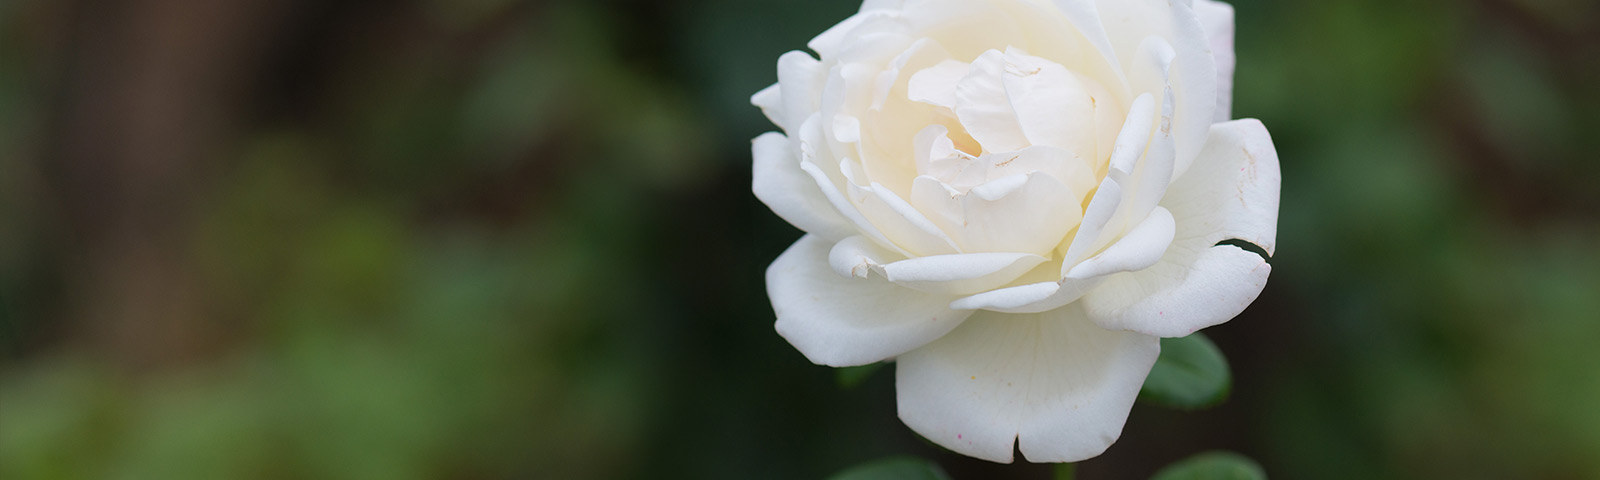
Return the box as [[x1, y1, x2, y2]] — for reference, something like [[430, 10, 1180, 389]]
[[1242, 147, 1259, 182], [1238, 147, 1260, 207]]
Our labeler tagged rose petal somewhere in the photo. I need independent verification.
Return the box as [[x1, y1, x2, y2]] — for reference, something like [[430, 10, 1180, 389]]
[[1065, 206, 1175, 279], [1193, 0, 1236, 121], [808, 10, 899, 59], [751, 84, 784, 130], [1000, 48, 1098, 157], [1105, 93, 1158, 181], [947, 278, 1094, 314], [895, 305, 1160, 463], [829, 234, 1048, 295], [1104, 86, 1179, 247], [873, 38, 952, 111], [984, 145, 1097, 196], [771, 51, 827, 133], [752, 132, 856, 241], [1063, 87, 1176, 271], [793, 114, 904, 253], [1049, 0, 1126, 83], [1082, 119, 1280, 337], [952, 205, 1173, 314], [987, 0, 1122, 100], [833, 114, 862, 144], [898, 0, 1027, 61], [798, 158, 900, 255], [1061, 174, 1124, 267], [1092, 0, 1216, 178], [841, 159, 962, 256], [914, 172, 1084, 256], [828, 235, 900, 279], [912, 126, 985, 190], [955, 50, 1031, 153], [819, 62, 878, 158], [860, 0, 904, 13], [1164, 119, 1279, 255], [770, 235, 974, 367], [860, 39, 956, 198], [884, 252, 1049, 295], [907, 59, 969, 109]]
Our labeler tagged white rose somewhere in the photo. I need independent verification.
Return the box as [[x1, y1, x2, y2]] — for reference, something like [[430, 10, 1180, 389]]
[[751, 0, 1279, 463]]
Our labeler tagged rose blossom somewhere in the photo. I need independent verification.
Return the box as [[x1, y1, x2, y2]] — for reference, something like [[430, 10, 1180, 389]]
[[751, 0, 1278, 463]]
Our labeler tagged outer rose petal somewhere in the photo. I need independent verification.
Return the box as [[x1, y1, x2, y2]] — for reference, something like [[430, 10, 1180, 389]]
[[1194, 0, 1236, 121], [770, 235, 975, 367], [896, 305, 1160, 463], [751, 50, 824, 133], [762, 51, 828, 133], [808, 9, 899, 60], [751, 84, 783, 129], [753, 132, 856, 241], [1082, 119, 1280, 337]]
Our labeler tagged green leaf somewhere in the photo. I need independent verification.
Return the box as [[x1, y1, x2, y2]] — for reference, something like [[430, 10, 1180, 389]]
[[836, 362, 886, 390], [1139, 332, 1231, 409], [827, 457, 950, 480], [1150, 451, 1267, 480]]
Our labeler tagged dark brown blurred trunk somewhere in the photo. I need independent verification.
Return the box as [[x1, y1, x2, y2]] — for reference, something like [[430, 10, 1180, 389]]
[[48, 0, 290, 371]]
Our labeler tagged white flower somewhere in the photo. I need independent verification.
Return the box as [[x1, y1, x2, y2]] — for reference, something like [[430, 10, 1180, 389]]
[[751, 0, 1278, 463]]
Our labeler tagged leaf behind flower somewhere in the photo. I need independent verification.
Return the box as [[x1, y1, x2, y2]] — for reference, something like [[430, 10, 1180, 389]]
[[1139, 332, 1232, 409], [1150, 451, 1267, 480]]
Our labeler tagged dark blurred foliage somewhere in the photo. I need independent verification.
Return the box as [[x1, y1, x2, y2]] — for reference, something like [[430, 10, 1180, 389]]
[[1, 0, 1598, 478]]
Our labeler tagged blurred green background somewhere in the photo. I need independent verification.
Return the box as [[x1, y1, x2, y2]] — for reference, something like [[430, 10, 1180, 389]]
[[2, 0, 1598, 478]]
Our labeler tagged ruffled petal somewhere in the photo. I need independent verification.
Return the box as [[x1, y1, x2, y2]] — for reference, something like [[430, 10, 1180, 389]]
[[1082, 119, 1279, 337], [955, 50, 1032, 153], [907, 59, 969, 109], [999, 49, 1098, 156], [752, 132, 856, 241], [1062, 87, 1176, 271], [1066, 207, 1175, 280], [913, 172, 1085, 256], [1091, 0, 1216, 178], [842, 159, 963, 256]]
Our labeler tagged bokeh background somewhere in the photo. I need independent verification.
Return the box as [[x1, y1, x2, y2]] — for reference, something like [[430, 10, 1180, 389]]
[[2, 0, 1598, 478]]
